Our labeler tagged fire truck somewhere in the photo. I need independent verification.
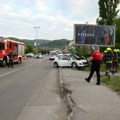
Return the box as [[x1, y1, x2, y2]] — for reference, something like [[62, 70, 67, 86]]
[[0, 38, 25, 67]]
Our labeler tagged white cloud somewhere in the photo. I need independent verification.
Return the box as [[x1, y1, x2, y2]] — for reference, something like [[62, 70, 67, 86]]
[[0, 1, 14, 14], [0, 0, 119, 40], [67, 0, 99, 17], [117, 3, 120, 15], [67, 0, 88, 15], [35, 0, 49, 12], [118, 3, 120, 9], [19, 8, 33, 16]]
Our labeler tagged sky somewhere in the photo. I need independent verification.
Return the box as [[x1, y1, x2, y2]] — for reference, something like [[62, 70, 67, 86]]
[[0, 0, 120, 40]]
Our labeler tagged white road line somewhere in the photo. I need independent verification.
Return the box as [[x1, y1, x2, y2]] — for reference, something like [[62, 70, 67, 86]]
[[0, 61, 39, 78]]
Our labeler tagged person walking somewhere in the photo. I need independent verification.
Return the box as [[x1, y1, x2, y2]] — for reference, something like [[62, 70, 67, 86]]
[[112, 49, 118, 74], [8, 51, 14, 68], [117, 49, 120, 64], [85, 46, 102, 85], [104, 47, 113, 75]]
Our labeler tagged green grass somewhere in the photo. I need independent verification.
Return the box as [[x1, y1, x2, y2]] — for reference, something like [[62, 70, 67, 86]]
[[83, 63, 120, 93], [102, 76, 120, 93], [100, 63, 120, 72], [100, 64, 106, 71]]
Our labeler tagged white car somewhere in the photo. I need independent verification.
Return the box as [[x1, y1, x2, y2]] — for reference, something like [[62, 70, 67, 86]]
[[49, 55, 56, 60], [26, 53, 34, 58], [34, 53, 42, 59], [53, 54, 88, 68]]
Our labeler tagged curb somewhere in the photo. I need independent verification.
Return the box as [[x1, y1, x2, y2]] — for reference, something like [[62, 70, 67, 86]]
[[58, 68, 78, 120]]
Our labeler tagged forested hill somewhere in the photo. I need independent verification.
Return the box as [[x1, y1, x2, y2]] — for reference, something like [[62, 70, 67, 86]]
[[47, 39, 69, 49], [5, 37, 70, 49]]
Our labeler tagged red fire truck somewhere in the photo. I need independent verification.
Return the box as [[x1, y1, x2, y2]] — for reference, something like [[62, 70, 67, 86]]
[[0, 38, 25, 67]]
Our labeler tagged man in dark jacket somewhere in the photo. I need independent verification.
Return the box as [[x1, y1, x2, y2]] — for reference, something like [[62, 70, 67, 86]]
[[8, 51, 14, 68]]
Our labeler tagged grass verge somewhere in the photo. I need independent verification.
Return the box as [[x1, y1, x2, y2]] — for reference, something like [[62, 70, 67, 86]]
[[100, 63, 120, 72], [101, 76, 120, 94]]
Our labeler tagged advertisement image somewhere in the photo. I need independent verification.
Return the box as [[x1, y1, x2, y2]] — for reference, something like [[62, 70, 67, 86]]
[[74, 24, 115, 46]]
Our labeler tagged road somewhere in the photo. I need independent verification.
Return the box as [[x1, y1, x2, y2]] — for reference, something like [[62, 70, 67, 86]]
[[0, 57, 66, 120]]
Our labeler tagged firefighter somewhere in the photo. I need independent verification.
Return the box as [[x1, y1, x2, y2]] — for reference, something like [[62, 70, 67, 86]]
[[8, 51, 14, 68], [104, 47, 113, 75], [103, 50, 107, 64], [116, 49, 120, 64], [112, 49, 118, 74]]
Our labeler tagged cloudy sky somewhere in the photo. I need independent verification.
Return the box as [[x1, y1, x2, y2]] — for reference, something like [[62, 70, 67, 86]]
[[0, 0, 120, 40]]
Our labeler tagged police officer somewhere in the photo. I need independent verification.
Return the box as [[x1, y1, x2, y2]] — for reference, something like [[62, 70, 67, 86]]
[[85, 46, 102, 85], [8, 51, 14, 68]]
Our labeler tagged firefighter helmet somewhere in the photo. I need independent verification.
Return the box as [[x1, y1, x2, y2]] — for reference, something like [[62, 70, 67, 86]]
[[106, 47, 112, 51], [116, 49, 120, 52], [104, 50, 107, 53]]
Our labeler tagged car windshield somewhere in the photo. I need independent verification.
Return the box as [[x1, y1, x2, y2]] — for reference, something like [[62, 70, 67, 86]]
[[36, 53, 41, 55], [58, 55, 69, 60], [69, 54, 86, 60], [81, 56, 86, 59], [69, 54, 80, 60], [27, 53, 33, 54]]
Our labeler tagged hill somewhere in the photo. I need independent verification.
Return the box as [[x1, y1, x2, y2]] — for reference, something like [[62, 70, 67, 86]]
[[5, 37, 70, 49], [7, 37, 34, 44], [48, 39, 69, 49]]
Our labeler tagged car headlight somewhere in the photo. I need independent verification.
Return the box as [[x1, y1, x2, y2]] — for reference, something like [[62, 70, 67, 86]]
[[79, 63, 83, 65]]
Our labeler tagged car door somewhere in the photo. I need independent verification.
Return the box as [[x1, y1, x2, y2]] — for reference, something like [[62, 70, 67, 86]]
[[58, 55, 71, 66]]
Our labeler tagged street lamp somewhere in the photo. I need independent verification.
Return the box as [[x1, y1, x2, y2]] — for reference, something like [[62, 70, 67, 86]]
[[34, 27, 40, 54], [34, 27, 40, 40]]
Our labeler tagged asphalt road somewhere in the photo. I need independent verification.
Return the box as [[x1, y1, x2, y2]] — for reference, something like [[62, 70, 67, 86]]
[[0, 57, 65, 120]]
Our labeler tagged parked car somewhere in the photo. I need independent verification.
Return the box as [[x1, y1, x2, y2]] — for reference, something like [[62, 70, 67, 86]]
[[49, 50, 62, 60], [49, 55, 57, 60], [26, 53, 34, 58], [53, 54, 88, 68], [34, 53, 42, 59]]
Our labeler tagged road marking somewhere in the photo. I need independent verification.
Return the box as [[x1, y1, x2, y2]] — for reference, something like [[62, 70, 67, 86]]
[[0, 61, 40, 78]]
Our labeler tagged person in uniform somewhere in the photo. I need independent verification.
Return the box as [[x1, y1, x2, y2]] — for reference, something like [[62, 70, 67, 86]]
[[112, 49, 118, 74], [8, 51, 14, 68], [104, 48, 113, 75], [85, 46, 102, 85], [116, 49, 120, 64]]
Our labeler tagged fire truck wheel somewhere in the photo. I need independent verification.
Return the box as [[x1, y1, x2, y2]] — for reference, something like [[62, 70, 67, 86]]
[[2, 58, 7, 67]]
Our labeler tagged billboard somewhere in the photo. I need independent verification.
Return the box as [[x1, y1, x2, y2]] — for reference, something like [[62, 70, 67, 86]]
[[74, 24, 115, 46], [34, 40, 40, 48]]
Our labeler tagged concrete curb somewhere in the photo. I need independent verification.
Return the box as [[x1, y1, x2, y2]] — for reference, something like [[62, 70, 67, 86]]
[[58, 68, 78, 120]]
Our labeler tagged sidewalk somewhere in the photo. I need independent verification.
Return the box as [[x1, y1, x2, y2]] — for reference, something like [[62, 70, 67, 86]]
[[60, 68, 120, 120]]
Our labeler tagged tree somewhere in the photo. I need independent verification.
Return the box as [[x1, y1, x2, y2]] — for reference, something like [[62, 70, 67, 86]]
[[69, 46, 90, 57], [37, 47, 50, 54], [25, 44, 34, 54], [97, 0, 120, 25], [114, 17, 120, 48]]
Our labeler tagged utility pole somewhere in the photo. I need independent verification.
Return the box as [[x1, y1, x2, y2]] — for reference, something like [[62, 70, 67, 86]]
[[34, 27, 40, 54]]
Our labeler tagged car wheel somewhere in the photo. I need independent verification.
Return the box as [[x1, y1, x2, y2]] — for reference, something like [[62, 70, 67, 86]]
[[72, 62, 77, 68], [54, 62, 59, 68]]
